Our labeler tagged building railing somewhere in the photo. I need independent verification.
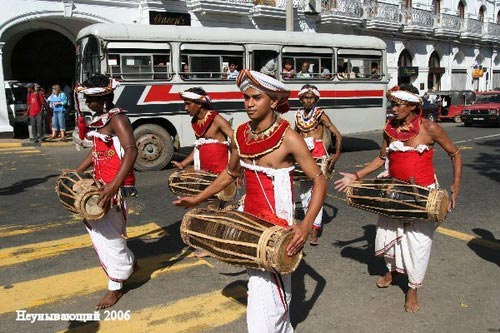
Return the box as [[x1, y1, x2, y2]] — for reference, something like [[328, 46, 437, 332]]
[[365, 1, 400, 23], [435, 13, 462, 31], [462, 17, 483, 36], [483, 21, 500, 40], [321, 0, 363, 18], [403, 6, 434, 28]]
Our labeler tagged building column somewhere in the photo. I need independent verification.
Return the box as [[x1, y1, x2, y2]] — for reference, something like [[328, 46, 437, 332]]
[[0, 42, 14, 137]]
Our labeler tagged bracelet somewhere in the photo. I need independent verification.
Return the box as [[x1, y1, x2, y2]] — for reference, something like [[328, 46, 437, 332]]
[[311, 171, 323, 180], [226, 168, 240, 179], [448, 150, 459, 158], [378, 154, 386, 160], [354, 172, 361, 180]]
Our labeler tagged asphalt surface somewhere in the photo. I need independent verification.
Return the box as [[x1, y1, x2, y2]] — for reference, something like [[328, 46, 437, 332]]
[[0, 122, 499, 333]]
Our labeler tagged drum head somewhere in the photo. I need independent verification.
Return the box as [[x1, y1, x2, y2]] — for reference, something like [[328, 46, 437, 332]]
[[216, 181, 237, 202], [259, 226, 302, 275], [426, 189, 449, 222], [77, 189, 107, 220], [56, 172, 95, 214]]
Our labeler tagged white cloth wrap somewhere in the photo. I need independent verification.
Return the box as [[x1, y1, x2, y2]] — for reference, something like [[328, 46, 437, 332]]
[[85, 208, 135, 290], [193, 138, 229, 171], [240, 160, 294, 226], [303, 137, 315, 151], [240, 160, 295, 333]]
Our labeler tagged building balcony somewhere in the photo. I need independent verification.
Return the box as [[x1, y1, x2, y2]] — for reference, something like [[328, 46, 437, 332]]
[[482, 22, 500, 43], [460, 17, 483, 40], [249, 0, 306, 20], [364, 2, 401, 32], [433, 13, 461, 38], [185, 0, 253, 16], [401, 7, 434, 35], [320, 0, 364, 27]]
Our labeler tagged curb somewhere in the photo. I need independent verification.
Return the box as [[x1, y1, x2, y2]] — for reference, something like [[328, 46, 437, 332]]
[[0, 141, 74, 148]]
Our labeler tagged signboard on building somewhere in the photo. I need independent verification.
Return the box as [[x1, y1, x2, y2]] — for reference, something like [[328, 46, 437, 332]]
[[149, 11, 191, 26], [398, 66, 419, 77], [472, 67, 484, 78]]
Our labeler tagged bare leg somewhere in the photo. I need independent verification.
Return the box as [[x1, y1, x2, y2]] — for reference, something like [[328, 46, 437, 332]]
[[96, 290, 124, 310], [376, 271, 396, 288], [60, 130, 66, 141], [310, 228, 319, 246], [405, 288, 420, 313]]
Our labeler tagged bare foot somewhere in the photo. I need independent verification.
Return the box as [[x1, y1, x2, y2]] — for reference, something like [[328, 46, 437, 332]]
[[194, 249, 210, 259], [405, 288, 420, 313], [96, 290, 124, 310], [376, 271, 394, 288]]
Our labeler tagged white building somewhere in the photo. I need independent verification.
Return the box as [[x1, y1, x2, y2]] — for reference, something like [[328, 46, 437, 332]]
[[0, 0, 499, 135]]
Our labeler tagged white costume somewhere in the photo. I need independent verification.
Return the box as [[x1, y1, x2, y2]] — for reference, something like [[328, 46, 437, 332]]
[[374, 142, 438, 289]]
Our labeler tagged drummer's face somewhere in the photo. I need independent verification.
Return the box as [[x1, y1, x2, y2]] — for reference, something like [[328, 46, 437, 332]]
[[243, 87, 277, 121], [300, 92, 317, 109], [85, 96, 105, 113], [392, 102, 415, 121], [183, 100, 202, 117]]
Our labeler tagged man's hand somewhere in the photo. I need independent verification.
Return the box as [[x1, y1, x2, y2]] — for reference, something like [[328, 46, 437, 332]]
[[173, 196, 199, 208], [172, 161, 184, 170], [327, 153, 340, 173], [98, 183, 118, 209], [334, 172, 357, 192], [286, 222, 310, 256]]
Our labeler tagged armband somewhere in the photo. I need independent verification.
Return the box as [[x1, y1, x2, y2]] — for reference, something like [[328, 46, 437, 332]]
[[378, 154, 387, 160], [226, 168, 240, 179], [123, 145, 138, 150], [448, 150, 459, 158], [311, 171, 323, 180], [354, 172, 361, 180]]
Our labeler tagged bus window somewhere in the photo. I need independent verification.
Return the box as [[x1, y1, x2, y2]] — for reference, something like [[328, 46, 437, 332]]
[[180, 44, 244, 81], [281, 47, 333, 80], [337, 49, 382, 80], [107, 51, 171, 81], [81, 36, 101, 81], [252, 50, 278, 78]]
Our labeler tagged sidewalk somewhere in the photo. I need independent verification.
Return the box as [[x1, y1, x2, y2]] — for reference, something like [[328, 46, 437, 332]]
[[0, 130, 74, 148]]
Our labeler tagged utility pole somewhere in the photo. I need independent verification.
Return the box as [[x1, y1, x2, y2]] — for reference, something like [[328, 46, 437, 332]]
[[286, 0, 294, 31]]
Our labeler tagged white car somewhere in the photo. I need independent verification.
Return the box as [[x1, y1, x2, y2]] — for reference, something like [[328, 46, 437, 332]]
[[4, 80, 29, 126]]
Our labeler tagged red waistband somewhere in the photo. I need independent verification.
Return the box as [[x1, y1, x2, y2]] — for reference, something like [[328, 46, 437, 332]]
[[198, 142, 229, 174], [388, 150, 435, 186]]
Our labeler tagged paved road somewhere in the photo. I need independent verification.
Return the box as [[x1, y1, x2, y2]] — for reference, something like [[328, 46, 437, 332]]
[[0, 122, 499, 333]]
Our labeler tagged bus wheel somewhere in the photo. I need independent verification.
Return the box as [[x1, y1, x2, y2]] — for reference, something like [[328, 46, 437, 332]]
[[134, 124, 174, 171], [453, 115, 462, 123]]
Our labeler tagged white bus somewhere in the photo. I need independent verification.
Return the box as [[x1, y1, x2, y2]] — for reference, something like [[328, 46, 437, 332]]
[[75, 23, 387, 171]]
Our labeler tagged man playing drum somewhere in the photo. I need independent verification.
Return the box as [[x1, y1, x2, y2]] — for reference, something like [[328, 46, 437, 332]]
[[295, 84, 342, 245], [174, 87, 233, 175], [335, 84, 463, 313], [174, 70, 327, 332], [74, 74, 138, 309]]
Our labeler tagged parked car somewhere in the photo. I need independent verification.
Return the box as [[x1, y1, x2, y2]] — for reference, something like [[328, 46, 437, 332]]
[[423, 90, 476, 123], [460, 91, 500, 127], [4, 80, 28, 126]]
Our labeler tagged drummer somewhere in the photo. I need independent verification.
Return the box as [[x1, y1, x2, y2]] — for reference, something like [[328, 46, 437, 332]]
[[174, 87, 233, 175], [73, 74, 138, 309], [295, 84, 342, 245], [174, 70, 326, 333], [334, 84, 462, 313]]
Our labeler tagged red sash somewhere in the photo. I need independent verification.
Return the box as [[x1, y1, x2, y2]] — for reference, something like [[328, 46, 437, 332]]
[[243, 169, 290, 228], [198, 142, 229, 174], [192, 111, 218, 138], [235, 118, 289, 158], [388, 149, 435, 186], [311, 140, 327, 158], [92, 137, 135, 186]]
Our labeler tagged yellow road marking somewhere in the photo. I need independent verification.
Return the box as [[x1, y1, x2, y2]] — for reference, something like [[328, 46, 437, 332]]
[[437, 227, 500, 250], [456, 145, 473, 151], [61, 285, 246, 333], [0, 250, 208, 315], [0, 143, 21, 148], [0, 222, 165, 267], [0, 146, 39, 151], [0, 150, 40, 154], [0, 216, 81, 238]]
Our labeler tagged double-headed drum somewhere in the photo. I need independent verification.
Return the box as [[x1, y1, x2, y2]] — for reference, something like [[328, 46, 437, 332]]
[[55, 171, 107, 220], [168, 169, 236, 202], [346, 178, 449, 222], [181, 208, 302, 274], [293, 157, 334, 182]]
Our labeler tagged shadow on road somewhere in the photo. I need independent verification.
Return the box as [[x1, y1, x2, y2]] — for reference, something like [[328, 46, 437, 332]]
[[467, 228, 500, 267], [341, 136, 381, 153], [291, 259, 326, 328], [0, 174, 58, 196], [466, 138, 500, 184]]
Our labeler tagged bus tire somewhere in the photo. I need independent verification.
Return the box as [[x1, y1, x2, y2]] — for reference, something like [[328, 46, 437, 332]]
[[134, 124, 174, 171], [453, 115, 462, 123]]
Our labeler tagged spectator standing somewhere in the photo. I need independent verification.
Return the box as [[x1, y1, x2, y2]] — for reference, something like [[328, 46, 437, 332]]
[[26, 83, 45, 142], [46, 84, 68, 140]]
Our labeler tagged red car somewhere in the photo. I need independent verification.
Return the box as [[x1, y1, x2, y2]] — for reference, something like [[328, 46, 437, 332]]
[[460, 91, 500, 127], [424, 90, 476, 123]]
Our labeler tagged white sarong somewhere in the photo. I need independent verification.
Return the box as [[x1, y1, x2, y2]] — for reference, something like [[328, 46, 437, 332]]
[[241, 160, 295, 333]]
